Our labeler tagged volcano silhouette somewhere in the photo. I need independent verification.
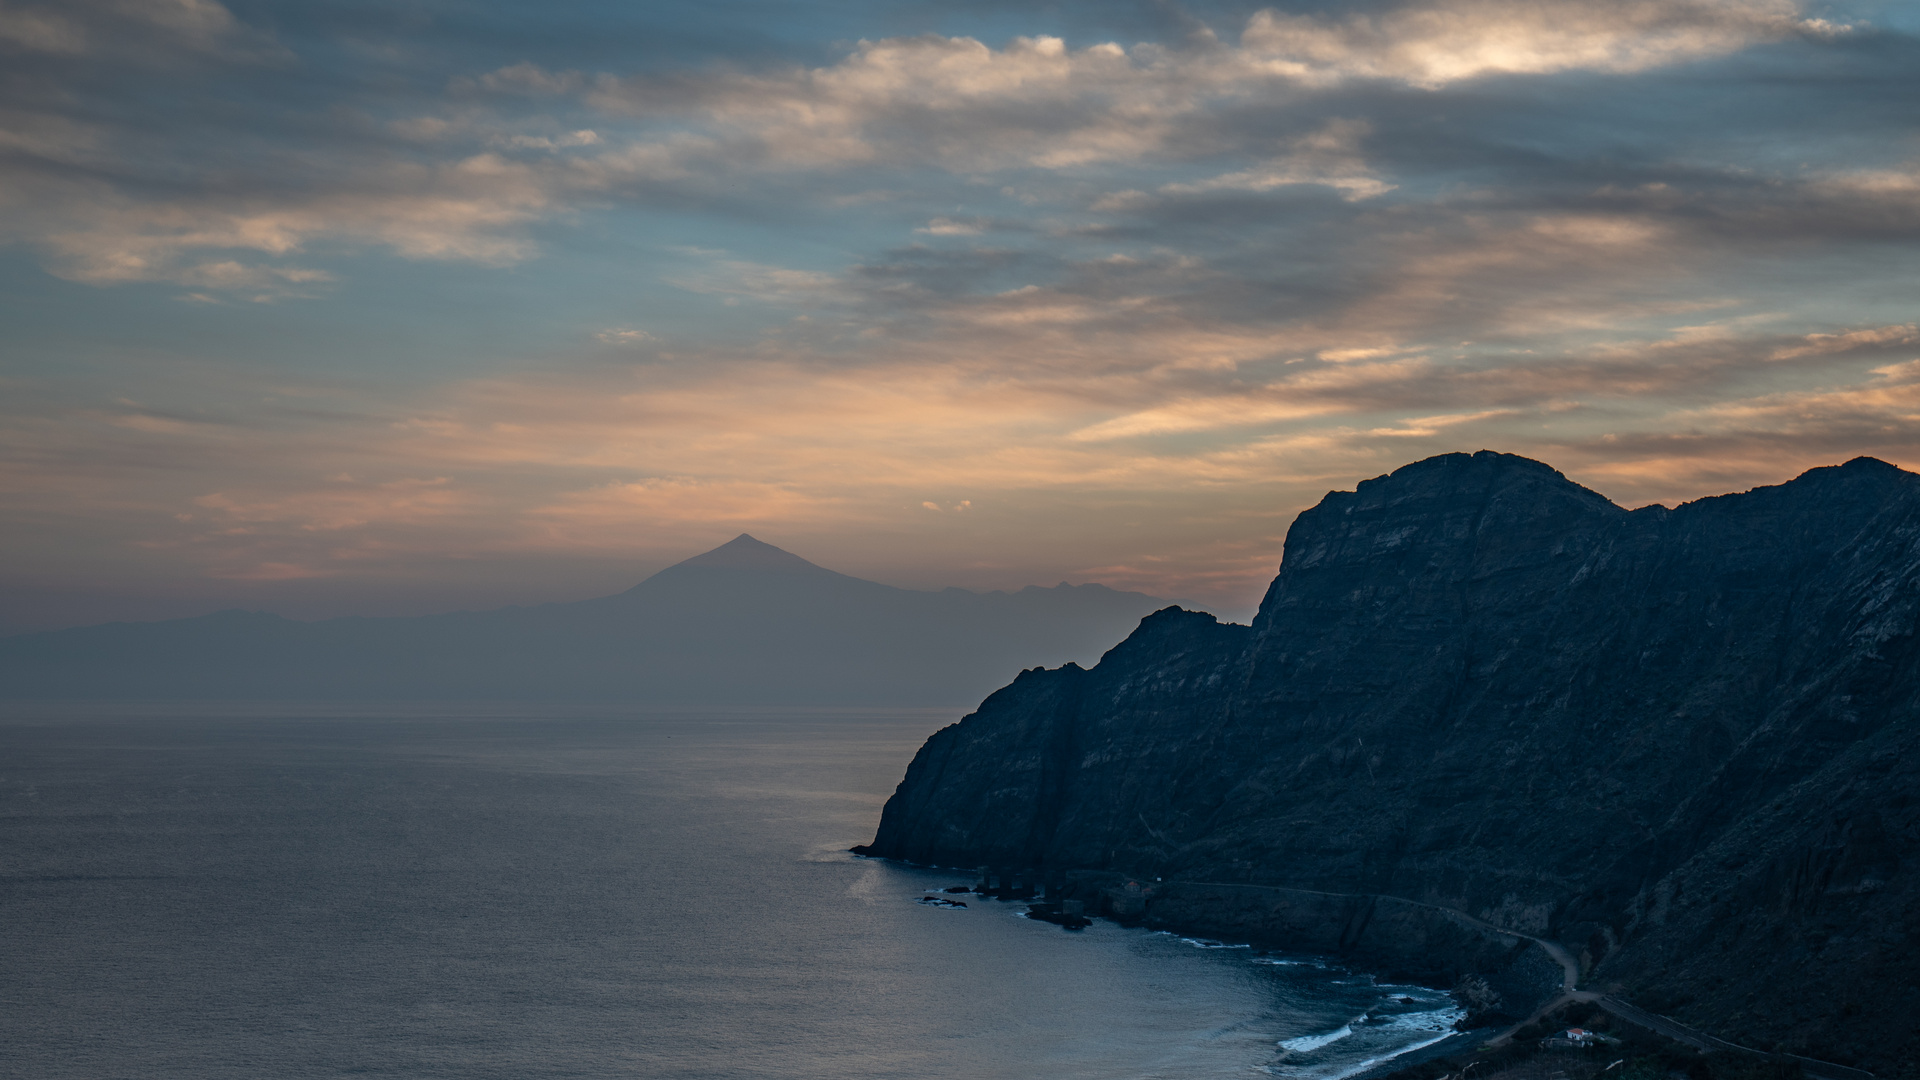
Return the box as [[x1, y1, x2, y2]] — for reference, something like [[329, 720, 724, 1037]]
[[0, 536, 1164, 704]]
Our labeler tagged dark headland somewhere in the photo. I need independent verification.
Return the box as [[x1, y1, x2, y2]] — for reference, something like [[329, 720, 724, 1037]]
[[856, 451, 1919, 1078]]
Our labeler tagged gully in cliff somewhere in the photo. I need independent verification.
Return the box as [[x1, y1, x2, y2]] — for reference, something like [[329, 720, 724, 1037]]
[[856, 451, 1919, 1079]]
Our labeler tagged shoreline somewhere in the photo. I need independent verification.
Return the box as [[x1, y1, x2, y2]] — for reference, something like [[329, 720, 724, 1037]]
[[883, 859, 1877, 1080], [903, 863, 1507, 1079]]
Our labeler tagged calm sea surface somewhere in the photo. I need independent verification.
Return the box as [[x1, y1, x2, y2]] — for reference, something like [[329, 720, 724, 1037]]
[[0, 705, 1461, 1079]]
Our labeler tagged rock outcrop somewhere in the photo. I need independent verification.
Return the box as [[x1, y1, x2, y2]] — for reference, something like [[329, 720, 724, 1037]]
[[859, 452, 1920, 1076]]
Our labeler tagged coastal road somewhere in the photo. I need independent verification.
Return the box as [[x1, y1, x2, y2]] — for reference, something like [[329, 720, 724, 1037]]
[[1487, 963, 1873, 1080], [1170, 877, 1580, 994], [1166, 879, 1869, 1080], [1471, 929, 1872, 1080]]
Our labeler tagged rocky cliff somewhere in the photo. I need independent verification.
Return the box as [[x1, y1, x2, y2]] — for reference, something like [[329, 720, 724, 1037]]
[[859, 452, 1920, 1076]]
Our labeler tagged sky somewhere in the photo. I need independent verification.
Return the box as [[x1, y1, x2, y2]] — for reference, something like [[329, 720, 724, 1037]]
[[3, 0, 1919, 633]]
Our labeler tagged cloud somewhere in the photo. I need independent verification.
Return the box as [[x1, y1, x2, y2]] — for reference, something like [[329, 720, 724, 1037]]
[[917, 217, 985, 236], [1158, 119, 1394, 201], [667, 254, 844, 303], [0, 0, 282, 62], [1770, 325, 1918, 360], [1068, 356, 1438, 441], [0, 6, 86, 54], [2, 0, 1915, 625], [491, 129, 602, 151], [23, 153, 557, 293], [1671, 357, 1920, 432], [581, 34, 1163, 171], [473, 61, 585, 96], [193, 477, 468, 534], [572, 0, 1815, 178], [1236, 0, 1838, 88], [0, 0, 1888, 302], [7, 309, 1918, 618], [526, 479, 839, 545], [1822, 168, 1920, 197]]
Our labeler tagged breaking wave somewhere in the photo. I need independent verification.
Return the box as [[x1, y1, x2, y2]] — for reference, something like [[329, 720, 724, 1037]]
[[1279, 1023, 1356, 1053]]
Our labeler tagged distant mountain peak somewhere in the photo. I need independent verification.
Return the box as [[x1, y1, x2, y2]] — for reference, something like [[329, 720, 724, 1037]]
[[664, 533, 833, 575]]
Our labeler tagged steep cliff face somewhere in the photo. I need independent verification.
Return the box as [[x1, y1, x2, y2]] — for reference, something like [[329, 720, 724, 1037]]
[[861, 452, 1920, 1074]]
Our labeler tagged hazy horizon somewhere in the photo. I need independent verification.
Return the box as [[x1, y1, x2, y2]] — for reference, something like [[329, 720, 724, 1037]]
[[0, 531, 1174, 703], [6, 531, 1197, 635]]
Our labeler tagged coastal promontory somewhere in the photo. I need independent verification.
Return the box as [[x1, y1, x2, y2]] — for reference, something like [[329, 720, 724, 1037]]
[[859, 451, 1919, 1076]]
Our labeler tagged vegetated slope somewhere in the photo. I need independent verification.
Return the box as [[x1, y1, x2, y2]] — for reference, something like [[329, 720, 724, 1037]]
[[0, 535, 1163, 705], [861, 452, 1919, 1075]]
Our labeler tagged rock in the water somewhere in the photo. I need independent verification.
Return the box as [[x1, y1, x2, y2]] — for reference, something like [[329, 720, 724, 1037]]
[[1022, 902, 1092, 929]]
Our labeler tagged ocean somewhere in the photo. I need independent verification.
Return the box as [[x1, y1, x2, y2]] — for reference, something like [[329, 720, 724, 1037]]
[[0, 705, 1463, 1078]]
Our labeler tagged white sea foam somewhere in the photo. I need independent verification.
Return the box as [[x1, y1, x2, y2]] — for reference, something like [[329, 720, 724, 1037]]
[[1275, 1003, 1467, 1079], [1317, 1027, 1462, 1080], [1373, 1007, 1465, 1034], [1279, 1023, 1355, 1053]]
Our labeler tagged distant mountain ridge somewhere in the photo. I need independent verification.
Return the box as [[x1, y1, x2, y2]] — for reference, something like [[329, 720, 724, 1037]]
[[0, 536, 1165, 704], [659, 533, 837, 575], [859, 452, 1920, 1074]]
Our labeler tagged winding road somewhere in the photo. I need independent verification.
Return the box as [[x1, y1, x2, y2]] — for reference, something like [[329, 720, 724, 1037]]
[[1165, 879, 1872, 1080]]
